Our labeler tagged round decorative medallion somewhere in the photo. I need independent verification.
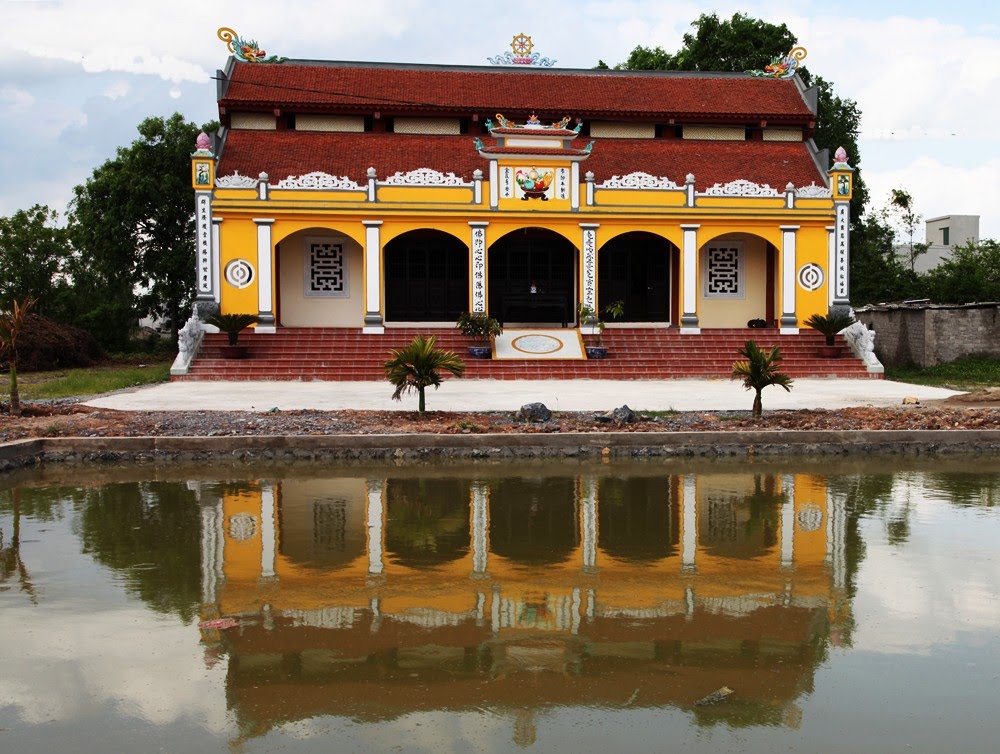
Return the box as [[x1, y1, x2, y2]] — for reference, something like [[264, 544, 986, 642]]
[[228, 512, 258, 541], [511, 334, 563, 355], [797, 263, 825, 292], [796, 505, 823, 532], [225, 258, 255, 289]]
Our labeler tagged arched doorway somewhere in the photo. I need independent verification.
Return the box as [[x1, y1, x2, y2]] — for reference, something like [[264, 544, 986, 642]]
[[697, 233, 777, 328], [598, 232, 677, 322], [384, 229, 468, 322], [488, 228, 576, 325]]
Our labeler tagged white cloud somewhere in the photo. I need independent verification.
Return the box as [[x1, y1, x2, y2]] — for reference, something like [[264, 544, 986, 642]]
[[103, 80, 131, 101]]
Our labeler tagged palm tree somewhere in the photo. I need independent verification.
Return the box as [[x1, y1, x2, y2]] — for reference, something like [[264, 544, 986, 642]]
[[384, 335, 465, 413], [731, 340, 793, 417], [0, 297, 35, 417]]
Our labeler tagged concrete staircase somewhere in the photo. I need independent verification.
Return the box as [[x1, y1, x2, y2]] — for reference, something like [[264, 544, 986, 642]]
[[175, 327, 879, 381]]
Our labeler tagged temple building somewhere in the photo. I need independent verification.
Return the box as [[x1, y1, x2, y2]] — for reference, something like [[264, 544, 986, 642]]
[[190, 35, 855, 342]]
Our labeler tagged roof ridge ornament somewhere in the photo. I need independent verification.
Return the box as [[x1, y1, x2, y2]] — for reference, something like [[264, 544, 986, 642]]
[[487, 33, 557, 67], [217, 27, 287, 64], [748, 46, 807, 79]]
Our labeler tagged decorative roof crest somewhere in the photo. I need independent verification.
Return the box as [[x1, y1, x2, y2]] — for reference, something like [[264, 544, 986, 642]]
[[215, 171, 259, 188], [748, 46, 807, 79], [487, 33, 557, 67], [217, 27, 287, 64], [490, 114, 574, 132]]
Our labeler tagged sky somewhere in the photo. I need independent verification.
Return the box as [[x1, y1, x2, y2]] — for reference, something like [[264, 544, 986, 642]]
[[1, 0, 998, 240]]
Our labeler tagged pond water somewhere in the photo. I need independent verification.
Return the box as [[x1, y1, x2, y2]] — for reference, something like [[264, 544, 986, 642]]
[[2, 457, 1000, 753]]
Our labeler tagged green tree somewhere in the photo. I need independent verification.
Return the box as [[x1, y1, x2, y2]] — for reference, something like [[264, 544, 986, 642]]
[[69, 113, 217, 349], [731, 340, 793, 417], [924, 239, 1000, 303], [0, 205, 69, 316], [384, 335, 465, 413], [606, 13, 797, 72], [849, 214, 921, 305]]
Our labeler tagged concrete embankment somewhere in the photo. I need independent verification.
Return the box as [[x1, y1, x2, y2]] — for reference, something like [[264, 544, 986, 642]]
[[3, 430, 1000, 473]]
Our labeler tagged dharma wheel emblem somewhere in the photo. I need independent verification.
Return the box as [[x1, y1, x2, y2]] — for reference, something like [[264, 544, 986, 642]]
[[511, 33, 534, 56], [225, 259, 255, 289], [797, 263, 825, 292]]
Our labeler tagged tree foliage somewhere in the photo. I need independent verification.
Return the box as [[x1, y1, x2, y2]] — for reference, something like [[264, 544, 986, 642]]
[[604, 13, 797, 72], [69, 113, 217, 349], [924, 239, 1000, 304], [0, 205, 69, 317]]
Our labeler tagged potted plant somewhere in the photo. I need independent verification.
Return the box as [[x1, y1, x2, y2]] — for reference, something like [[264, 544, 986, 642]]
[[456, 311, 502, 358], [804, 311, 855, 358], [206, 312, 259, 359], [579, 300, 624, 359]]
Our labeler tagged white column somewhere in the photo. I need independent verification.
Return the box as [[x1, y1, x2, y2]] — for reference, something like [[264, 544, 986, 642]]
[[491, 585, 501, 634], [581, 476, 598, 571], [570, 162, 580, 210], [362, 220, 384, 333], [832, 203, 851, 307], [260, 483, 276, 580], [571, 587, 582, 634], [681, 474, 697, 573], [828, 487, 847, 590], [680, 224, 700, 333], [489, 160, 499, 209], [253, 218, 276, 332], [580, 223, 599, 314], [827, 225, 836, 307], [584, 171, 595, 206], [469, 222, 489, 314], [473, 168, 483, 205], [780, 225, 800, 333], [366, 479, 385, 575], [780, 475, 796, 570], [195, 192, 214, 307], [200, 500, 224, 605], [211, 217, 223, 305], [471, 482, 489, 575]]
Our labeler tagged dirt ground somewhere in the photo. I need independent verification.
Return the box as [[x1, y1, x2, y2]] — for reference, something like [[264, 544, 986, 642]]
[[1, 389, 999, 442]]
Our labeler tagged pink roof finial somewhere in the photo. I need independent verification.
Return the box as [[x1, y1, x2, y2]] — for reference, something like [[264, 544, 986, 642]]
[[834, 146, 848, 164], [195, 132, 211, 152]]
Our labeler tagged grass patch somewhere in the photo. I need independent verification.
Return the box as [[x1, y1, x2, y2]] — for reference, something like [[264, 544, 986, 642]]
[[886, 356, 1000, 390], [2, 361, 172, 400]]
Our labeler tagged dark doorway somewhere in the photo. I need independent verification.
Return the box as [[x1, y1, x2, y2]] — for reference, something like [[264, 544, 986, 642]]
[[384, 230, 468, 321], [488, 228, 576, 325], [598, 232, 674, 322]]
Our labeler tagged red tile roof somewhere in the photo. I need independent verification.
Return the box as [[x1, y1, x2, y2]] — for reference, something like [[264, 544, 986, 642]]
[[220, 62, 814, 122], [217, 131, 826, 190]]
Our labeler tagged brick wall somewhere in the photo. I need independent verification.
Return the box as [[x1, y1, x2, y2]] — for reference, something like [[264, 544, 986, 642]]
[[856, 304, 1000, 367]]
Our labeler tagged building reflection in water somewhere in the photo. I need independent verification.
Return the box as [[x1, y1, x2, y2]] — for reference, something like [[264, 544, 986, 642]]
[[194, 470, 851, 744]]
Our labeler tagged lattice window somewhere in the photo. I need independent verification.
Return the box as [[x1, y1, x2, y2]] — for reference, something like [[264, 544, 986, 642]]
[[703, 243, 745, 299], [304, 238, 349, 298]]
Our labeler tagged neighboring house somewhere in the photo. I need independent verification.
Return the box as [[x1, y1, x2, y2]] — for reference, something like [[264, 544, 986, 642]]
[[898, 215, 980, 274], [190, 39, 854, 336]]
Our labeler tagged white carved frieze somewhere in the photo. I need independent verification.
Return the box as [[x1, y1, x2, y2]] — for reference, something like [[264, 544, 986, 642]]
[[214, 171, 259, 188], [700, 179, 783, 197], [273, 172, 364, 190], [381, 168, 471, 186], [598, 172, 683, 190], [795, 183, 833, 198]]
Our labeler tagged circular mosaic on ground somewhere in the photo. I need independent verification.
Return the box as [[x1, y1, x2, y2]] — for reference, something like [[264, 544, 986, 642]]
[[511, 334, 564, 355]]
